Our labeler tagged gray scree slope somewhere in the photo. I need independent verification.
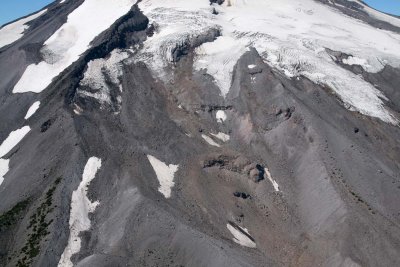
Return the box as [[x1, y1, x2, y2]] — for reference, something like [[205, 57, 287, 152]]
[[0, 0, 399, 266]]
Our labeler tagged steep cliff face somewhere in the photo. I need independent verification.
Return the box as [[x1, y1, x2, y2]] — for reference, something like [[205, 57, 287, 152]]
[[0, 1, 400, 266]]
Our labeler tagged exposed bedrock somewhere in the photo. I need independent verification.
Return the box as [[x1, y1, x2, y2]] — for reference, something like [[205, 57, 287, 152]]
[[0, 1, 400, 267]]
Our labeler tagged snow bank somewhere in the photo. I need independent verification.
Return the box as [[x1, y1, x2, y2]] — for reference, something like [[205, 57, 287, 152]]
[[58, 157, 102, 267], [0, 9, 47, 49], [265, 167, 280, 192], [216, 110, 227, 123], [201, 134, 221, 147], [13, 0, 136, 93], [0, 159, 9, 186], [210, 132, 230, 142], [227, 223, 256, 248], [147, 155, 179, 198], [138, 0, 400, 124], [24, 101, 41, 119], [0, 126, 31, 158]]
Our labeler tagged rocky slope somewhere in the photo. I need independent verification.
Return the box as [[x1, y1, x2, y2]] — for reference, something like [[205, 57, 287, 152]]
[[0, 0, 400, 266]]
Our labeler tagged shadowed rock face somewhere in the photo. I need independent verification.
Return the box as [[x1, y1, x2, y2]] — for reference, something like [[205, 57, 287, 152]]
[[0, 1, 400, 267]]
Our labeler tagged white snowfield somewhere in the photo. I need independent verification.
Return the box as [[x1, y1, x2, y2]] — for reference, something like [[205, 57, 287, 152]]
[[24, 101, 41, 119], [227, 223, 256, 248], [147, 155, 179, 198], [0, 159, 9, 186], [138, 0, 400, 124], [13, 0, 136, 94], [0, 9, 47, 49], [58, 157, 102, 267], [0, 126, 31, 158]]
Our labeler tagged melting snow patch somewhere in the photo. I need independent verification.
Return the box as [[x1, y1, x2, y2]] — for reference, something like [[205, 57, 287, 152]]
[[147, 155, 179, 198], [0, 9, 47, 49], [24, 101, 41, 119], [248, 64, 257, 69], [216, 110, 227, 123], [194, 36, 247, 97], [265, 167, 280, 192], [210, 132, 230, 142], [77, 49, 129, 109], [0, 126, 31, 158], [13, 0, 136, 93], [201, 134, 221, 147], [227, 223, 256, 248], [58, 157, 102, 267], [0, 159, 9, 186], [342, 56, 369, 68]]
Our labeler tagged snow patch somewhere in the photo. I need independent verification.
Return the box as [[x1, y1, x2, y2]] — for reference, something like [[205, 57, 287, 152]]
[[0, 159, 9, 186], [201, 134, 221, 147], [265, 167, 280, 192], [0, 9, 47, 49], [194, 36, 247, 97], [0, 126, 31, 158], [147, 155, 179, 198], [58, 157, 102, 267], [342, 56, 369, 68], [77, 49, 129, 108], [210, 132, 230, 142], [248, 64, 257, 69], [216, 110, 227, 123], [24, 101, 41, 119], [13, 0, 136, 93], [227, 223, 256, 248]]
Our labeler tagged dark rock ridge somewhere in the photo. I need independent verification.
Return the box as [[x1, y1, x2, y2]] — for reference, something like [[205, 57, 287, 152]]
[[0, 0, 399, 267]]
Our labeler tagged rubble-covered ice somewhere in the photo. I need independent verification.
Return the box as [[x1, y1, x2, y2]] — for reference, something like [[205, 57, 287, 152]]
[[138, 0, 400, 124], [13, 0, 136, 94]]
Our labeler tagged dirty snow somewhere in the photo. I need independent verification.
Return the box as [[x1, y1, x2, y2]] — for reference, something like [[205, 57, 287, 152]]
[[147, 155, 179, 198], [24, 101, 41, 119], [227, 223, 256, 248], [13, 0, 136, 94], [194, 36, 248, 97], [265, 167, 280, 192], [210, 132, 230, 142], [0, 126, 31, 158], [216, 110, 227, 123], [0, 159, 9, 186], [137, 0, 400, 124], [201, 134, 221, 147], [77, 49, 129, 107], [0, 9, 47, 49], [58, 157, 102, 267]]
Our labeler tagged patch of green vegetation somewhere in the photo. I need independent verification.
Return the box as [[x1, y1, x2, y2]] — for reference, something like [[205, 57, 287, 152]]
[[16, 177, 62, 267], [0, 199, 30, 232]]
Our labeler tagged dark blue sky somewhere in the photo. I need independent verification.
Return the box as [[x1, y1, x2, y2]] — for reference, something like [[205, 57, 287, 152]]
[[0, 0, 399, 26]]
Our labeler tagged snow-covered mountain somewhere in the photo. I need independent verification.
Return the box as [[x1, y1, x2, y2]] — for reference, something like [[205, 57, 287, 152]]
[[0, 0, 400, 266]]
